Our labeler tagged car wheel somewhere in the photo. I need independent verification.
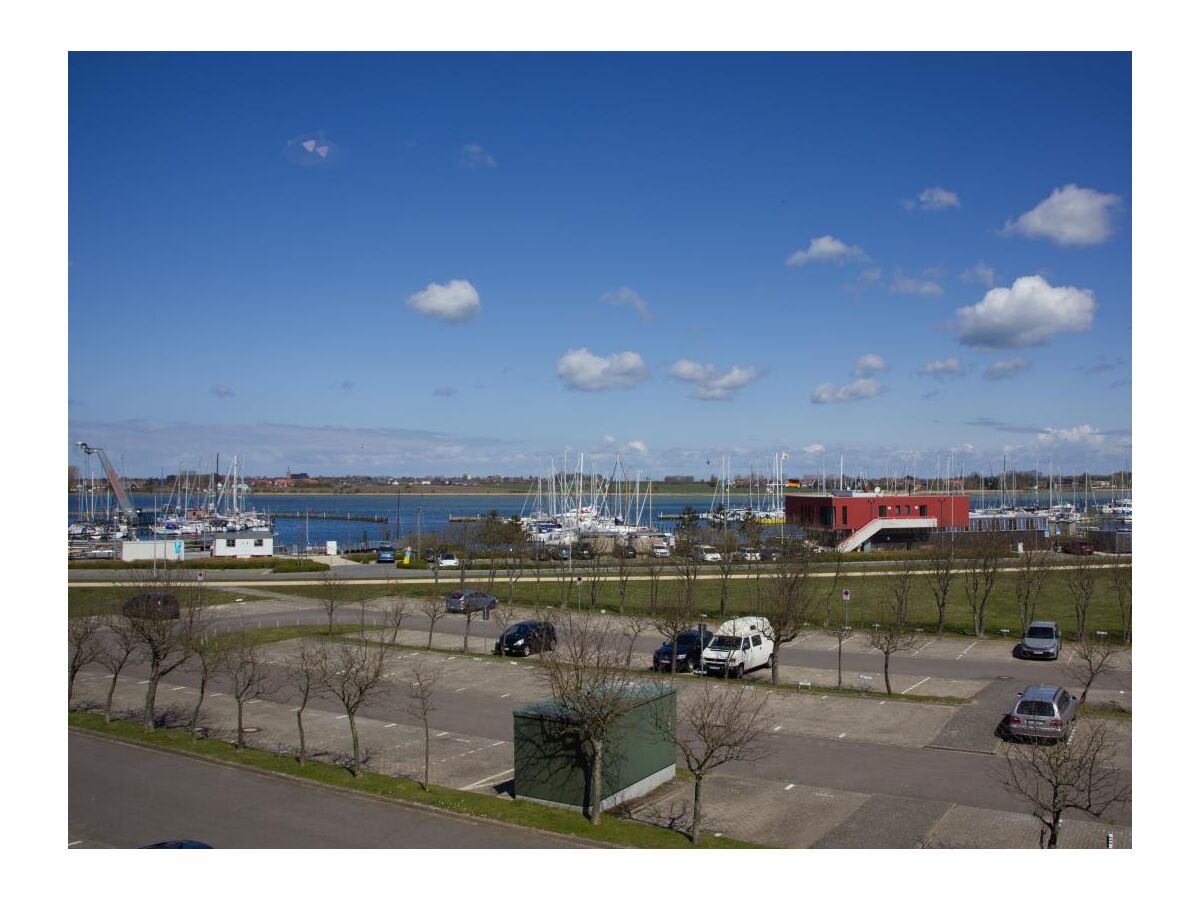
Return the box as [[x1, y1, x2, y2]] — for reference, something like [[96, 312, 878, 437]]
[[734, 664, 745, 679], [767, 653, 775, 671]]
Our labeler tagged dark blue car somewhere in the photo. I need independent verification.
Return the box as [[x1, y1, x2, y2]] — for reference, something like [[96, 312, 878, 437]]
[[653, 628, 714, 673], [444, 589, 497, 613]]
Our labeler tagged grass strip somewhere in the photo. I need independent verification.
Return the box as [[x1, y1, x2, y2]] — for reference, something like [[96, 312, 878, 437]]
[[68, 711, 759, 849]]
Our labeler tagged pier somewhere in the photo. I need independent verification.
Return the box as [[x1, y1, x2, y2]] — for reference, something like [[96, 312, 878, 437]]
[[271, 511, 390, 523]]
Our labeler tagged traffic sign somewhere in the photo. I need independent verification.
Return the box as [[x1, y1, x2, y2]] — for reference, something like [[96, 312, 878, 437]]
[[842, 589, 850, 601]]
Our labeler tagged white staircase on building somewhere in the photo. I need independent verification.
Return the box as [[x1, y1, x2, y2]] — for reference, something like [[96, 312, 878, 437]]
[[836, 517, 938, 553]]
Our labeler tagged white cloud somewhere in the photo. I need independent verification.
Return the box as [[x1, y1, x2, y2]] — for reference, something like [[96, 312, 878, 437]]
[[603, 434, 616, 445], [859, 266, 882, 284], [210, 385, 234, 399], [460, 143, 497, 169], [983, 358, 1032, 380], [956, 275, 1096, 349], [811, 378, 884, 404], [406, 279, 482, 324], [916, 357, 965, 378], [602, 287, 651, 322], [625, 440, 649, 454], [801, 443, 825, 455], [960, 261, 995, 287], [890, 269, 943, 297], [1036, 424, 1105, 447], [1003, 184, 1120, 246], [669, 358, 762, 400], [853, 354, 887, 377], [786, 235, 866, 268], [903, 186, 960, 210], [556, 348, 650, 391]]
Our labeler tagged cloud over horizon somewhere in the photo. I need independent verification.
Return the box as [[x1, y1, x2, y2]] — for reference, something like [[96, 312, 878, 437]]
[[811, 378, 884, 404], [669, 359, 762, 400], [556, 348, 650, 391], [1003, 184, 1120, 246]]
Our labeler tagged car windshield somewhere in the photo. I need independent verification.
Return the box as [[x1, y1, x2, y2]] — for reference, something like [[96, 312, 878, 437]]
[[1016, 700, 1056, 717], [507, 625, 530, 637], [1026, 627, 1055, 639], [667, 633, 698, 647], [711, 635, 739, 650]]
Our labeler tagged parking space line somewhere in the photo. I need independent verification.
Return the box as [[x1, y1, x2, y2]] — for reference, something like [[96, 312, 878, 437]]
[[460, 768, 514, 791], [784, 783, 795, 791], [384, 723, 397, 728], [247, 699, 262, 704], [837, 732, 847, 739], [171, 686, 188, 691], [436, 731, 448, 737], [500, 693, 511, 698], [955, 641, 978, 660], [290, 707, 302, 712], [910, 640, 935, 657], [337, 714, 348, 719], [68, 841, 82, 847], [138, 680, 150, 684], [772, 725, 782, 732], [455, 687, 466, 693], [902, 676, 931, 695]]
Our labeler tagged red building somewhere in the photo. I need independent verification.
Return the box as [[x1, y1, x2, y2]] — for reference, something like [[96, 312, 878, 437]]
[[785, 491, 970, 551]]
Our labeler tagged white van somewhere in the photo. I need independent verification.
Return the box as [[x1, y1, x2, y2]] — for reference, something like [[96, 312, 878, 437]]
[[700, 616, 774, 678]]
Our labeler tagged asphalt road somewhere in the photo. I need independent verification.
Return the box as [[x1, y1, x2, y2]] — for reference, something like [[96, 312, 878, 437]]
[[68, 731, 592, 849]]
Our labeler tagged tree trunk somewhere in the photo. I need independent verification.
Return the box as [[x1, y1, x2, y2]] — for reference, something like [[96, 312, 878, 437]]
[[427, 620, 435, 650], [348, 711, 361, 775], [936, 603, 946, 636], [236, 700, 245, 748], [143, 669, 161, 732], [691, 776, 704, 844], [670, 635, 679, 673], [68, 667, 77, 703], [423, 719, 431, 790], [836, 637, 843, 689], [296, 706, 307, 766], [1048, 814, 1061, 848], [463, 614, 472, 653], [189, 670, 208, 738], [104, 667, 122, 723], [589, 738, 604, 825], [883, 650, 892, 694], [771, 650, 780, 685]]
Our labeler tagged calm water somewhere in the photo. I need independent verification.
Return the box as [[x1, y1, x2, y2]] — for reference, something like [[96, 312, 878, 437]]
[[69, 489, 1127, 550]]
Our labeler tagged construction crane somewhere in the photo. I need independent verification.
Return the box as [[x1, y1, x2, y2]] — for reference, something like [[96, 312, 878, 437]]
[[76, 442, 139, 526]]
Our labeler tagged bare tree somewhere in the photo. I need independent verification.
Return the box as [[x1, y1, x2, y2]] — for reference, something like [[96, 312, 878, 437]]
[[535, 612, 646, 825], [68, 616, 103, 704], [994, 722, 1130, 848], [585, 551, 604, 609], [1065, 554, 1101, 641], [316, 571, 351, 634], [407, 660, 442, 790], [382, 599, 410, 645], [461, 601, 483, 653], [95, 615, 143, 723], [714, 529, 741, 617], [283, 639, 326, 766], [504, 529, 526, 607], [186, 628, 222, 739], [657, 678, 771, 843], [1013, 548, 1054, 632], [620, 609, 654, 671], [479, 511, 505, 593], [226, 628, 269, 749], [922, 539, 956, 637], [671, 545, 702, 611], [1066, 634, 1120, 710], [1108, 564, 1131, 645], [651, 585, 697, 673], [611, 543, 633, 614], [127, 577, 209, 732], [490, 600, 519, 656], [961, 534, 1004, 637], [644, 551, 664, 613], [419, 594, 449, 650], [322, 639, 390, 775], [866, 564, 920, 694], [757, 545, 819, 684]]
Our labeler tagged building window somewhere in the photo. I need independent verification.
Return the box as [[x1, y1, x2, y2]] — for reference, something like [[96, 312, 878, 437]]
[[879, 506, 888, 517], [841, 506, 848, 526], [904, 505, 911, 515], [225, 539, 235, 547], [254, 539, 264, 547], [919, 505, 928, 517]]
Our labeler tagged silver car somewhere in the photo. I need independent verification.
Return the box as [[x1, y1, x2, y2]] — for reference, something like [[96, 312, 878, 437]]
[[1006, 685, 1077, 741], [1017, 621, 1061, 660]]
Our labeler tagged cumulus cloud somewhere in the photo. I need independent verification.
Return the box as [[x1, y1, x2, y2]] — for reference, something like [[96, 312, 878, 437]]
[[810, 378, 884, 404], [602, 287, 651, 322], [460, 143, 497, 169], [669, 358, 762, 400], [890, 269, 943, 297], [1003, 184, 1120, 246], [556, 348, 650, 391], [960, 261, 995, 287], [853, 354, 887, 377], [983, 358, 1032, 380], [786, 235, 866, 268], [955, 275, 1096, 349], [1036, 424, 1105, 447], [625, 440, 649, 454], [916, 357, 965, 378], [801, 443, 825, 455], [903, 186, 960, 210], [210, 385, 234, 399], [406, 279, 482, 324]]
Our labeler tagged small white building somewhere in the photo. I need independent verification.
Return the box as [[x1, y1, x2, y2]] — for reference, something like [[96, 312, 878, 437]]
[[211, 531, 274, 558], [120, 539, 187, 562]]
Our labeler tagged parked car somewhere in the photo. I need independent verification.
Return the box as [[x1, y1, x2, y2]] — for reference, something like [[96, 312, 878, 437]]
[[694, 544, 722, 563], [1061, 541, 1095, 555], [1017, 621, 1061, 660], [1005, 685, 1078, 741], [437, 552, 461, 568], [701, 616, 774, 678], [651, 544, 670, 558], [615, 544, 637, 559], [122, 592, 180, 620], [494, 620, 557, 656], [574, 543, 594, 560], [734, 547, 762, 562], [444, 589, 497, 613], [652, 627, 714, 672], [422, 548, 441, 564], [375, 548, 396, 564]]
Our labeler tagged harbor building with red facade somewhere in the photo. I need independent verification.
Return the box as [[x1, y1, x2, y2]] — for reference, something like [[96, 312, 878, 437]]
[[785, 491, 970, 552]]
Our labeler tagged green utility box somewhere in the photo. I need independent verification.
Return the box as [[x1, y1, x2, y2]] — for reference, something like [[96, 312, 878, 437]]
[[512, 683, 677, 812]]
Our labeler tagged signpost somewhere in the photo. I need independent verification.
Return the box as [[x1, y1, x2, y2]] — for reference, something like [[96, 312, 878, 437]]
[[842, 588, 851, 630]]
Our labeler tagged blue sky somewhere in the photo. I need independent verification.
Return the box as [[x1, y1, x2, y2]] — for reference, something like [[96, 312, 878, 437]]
[[68, 52, 1131, 477]]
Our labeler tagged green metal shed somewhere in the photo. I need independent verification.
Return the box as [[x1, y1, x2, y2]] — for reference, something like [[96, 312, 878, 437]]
[[512, 682, 677, 812]]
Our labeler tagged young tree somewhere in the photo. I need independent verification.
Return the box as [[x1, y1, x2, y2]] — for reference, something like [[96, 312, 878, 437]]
[[185, 628, 222, 739], [922, 539, 956, 636], [322, 639, 391, 775], [714, 529, 741, 617], [1066, 634, 1120, 710], [651, 586, 697, 673], [585, 551, 604, 609], [316, 571, 351, 634], [757, 545, 819, 684], [461, 599, 484, 653], [479, 510, 504, 592], [68, 616, 103, 704], [127, 577, 209, 732], [1108, 564, 1131, 645], [620, 609, 654, 670], [407, 660, 442, 790], [419, 594, 449, 650], [504, 525, 526, 607], [490, 600, 519, 656], [1013, 548, 1054, 632], [656, 678, 771, 843], [1065, 554, 1101, 641], [535, 612, 645, 825], [382, 599, 410, 645], [644, 551, 664, 613], [961, 534, 1004, 637], [226, 628, 269, 749], [283, 639, 326, 766], [994, 722, 1129, 848], [866, 564, 920, 694], [95, 615, 143, 723], [612, 543, 633, 615]]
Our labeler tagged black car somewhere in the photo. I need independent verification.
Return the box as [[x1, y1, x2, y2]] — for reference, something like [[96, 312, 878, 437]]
[[122, 592, 180, 620], [574, 544, 594, 560], [616, 544, 637, 558], [652, 627, 714, 673], [444, 589, 497, 613], [495, 620, 557, 656]]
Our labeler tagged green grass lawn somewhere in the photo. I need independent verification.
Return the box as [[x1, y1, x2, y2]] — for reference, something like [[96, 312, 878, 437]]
[[68, 711, 758, 848], [69, 558, 329, 573], [67, 586, 248, 618]]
